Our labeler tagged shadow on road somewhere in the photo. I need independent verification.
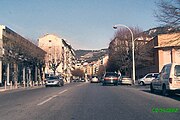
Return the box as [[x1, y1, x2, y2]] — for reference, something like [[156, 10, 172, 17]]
[[141, 89, 180, 101]]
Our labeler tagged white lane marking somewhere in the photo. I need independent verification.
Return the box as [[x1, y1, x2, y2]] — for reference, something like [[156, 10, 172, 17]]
[[52, 95, 58, 97], [37, 97, 53, 106], [37, 89, 68, 106], [58, 89, 68, 94]]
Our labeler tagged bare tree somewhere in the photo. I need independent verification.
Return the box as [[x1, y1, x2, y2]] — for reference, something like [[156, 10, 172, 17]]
[[97, 65, 106, 77], [155, 0, 180, 29], [108, 27, 153, 76], [48, 58, 61, 75], [71, 69, 85, 78]]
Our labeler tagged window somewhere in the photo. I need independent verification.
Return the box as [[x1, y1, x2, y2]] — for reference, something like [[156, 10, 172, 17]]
[[154, 74, 159, 78], [146, 74, 152, 78], [175, 65, 180, 76], [161, 65, 171, 79]]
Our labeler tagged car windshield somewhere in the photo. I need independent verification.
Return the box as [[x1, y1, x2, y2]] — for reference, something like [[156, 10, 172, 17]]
[[92, 76, 98, 78], [47, 76, 59, 80], [105, 72, 118, 77]]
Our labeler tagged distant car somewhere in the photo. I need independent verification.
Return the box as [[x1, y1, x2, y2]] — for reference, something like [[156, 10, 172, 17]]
[[72, 78, 79, 82], [91, 75, 99, 83], [120, 76, 133, 85], [79, 78, 86, 82], [45, 76, 64, 87], [102, 72, 119, 86], [138, 73, 159, 85], [150, 63, 180, 96]]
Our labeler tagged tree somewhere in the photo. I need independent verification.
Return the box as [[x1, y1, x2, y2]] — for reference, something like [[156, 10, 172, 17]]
[[155, 0, 180, 30], [108, 27, 153, 76], [71, 69, 85, 78], [97, 65, 106, 77], [48, 58, 61, 75], [108, 27, 144, 75]]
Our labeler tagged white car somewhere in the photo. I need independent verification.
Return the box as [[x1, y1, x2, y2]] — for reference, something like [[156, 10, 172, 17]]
[[138, 73, 159, 85], [91, 75, 99, 83], [150, 63, 180, 96], [45, 76, 64, 87], [120, 76, 133, 85]]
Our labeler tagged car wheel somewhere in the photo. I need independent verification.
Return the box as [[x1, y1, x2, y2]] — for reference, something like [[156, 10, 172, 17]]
[[162, 85, 167, 96], [58, 82, 61, 87], [102, 83, 106, 86], [150, 84, 154, 93], [140, 81, 144, 86]]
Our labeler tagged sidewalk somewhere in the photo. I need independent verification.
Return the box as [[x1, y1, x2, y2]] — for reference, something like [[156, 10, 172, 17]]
[[0, 81, 71, 92], [0, 85, 45, 92]]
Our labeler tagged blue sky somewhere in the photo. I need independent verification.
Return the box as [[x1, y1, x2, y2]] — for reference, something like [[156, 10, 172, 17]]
[[0, 0, 159, 50]]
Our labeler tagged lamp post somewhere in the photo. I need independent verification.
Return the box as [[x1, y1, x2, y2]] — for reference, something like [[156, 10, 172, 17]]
[[113, 24, 135, 85]]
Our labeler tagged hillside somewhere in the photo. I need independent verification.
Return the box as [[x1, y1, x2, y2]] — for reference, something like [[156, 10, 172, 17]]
[[75, 49, 108, 62], [143, 26, 179, 38]]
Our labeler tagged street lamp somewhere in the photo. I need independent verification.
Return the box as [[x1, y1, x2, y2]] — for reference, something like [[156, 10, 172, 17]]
[[113, 24, 135, 85]]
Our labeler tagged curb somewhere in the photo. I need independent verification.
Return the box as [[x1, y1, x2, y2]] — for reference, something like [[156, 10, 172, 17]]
[[0, 82, 71, 92], [0, 85, 45, 92]]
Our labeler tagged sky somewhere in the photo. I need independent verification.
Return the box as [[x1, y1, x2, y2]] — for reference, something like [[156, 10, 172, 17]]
[[0, 0, 159, 50]]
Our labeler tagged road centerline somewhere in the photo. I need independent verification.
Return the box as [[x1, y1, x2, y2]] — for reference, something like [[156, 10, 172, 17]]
[[37, 97, 53, 106], [37, 89, 68, 106], [58, 89, 68, 94]]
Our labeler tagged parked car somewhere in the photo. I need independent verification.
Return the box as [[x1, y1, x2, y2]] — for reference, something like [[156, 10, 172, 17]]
[[102, 72, 119, 86], [150, 63, 180, 96], [91, 75, 99, 83], [120, 76, 133, 85], [79, 78, 86, 82], [72, 78, 79, 82], [45, 76, 64, 87], [138, 73, 159, 85]]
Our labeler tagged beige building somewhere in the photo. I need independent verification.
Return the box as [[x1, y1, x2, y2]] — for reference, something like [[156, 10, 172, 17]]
[[82, 54, 109, 76], [38, 34, 75, 81], [137, 32, 180, 78], [154, 33, 180, 72]]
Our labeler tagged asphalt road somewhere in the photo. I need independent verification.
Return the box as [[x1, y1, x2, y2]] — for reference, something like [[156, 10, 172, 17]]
[[0, 82, 179, 120]]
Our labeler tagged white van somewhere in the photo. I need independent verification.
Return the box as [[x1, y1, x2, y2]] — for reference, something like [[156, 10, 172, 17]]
[[150, 63, 180, 96]]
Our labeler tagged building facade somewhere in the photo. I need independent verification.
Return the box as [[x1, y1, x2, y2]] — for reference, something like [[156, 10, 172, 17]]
[[137, 32, 180, 78], [154, 33, 180, 72], [0, 25, 46, 86], [38, 34, 75, 82], [81, 54, 109, 77]]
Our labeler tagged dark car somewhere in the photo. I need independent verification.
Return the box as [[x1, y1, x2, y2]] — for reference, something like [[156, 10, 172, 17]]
[[102, 72, 119, 86], [45, 76, 64, 87]]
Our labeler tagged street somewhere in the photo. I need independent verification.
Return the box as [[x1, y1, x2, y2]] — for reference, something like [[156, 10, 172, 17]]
[[0, 82, 179, 120]]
